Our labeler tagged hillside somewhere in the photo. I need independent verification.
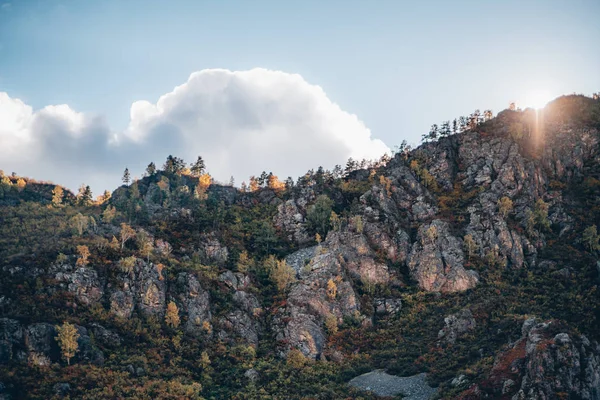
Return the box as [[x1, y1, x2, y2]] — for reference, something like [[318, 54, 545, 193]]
[[1, 94, 600, 399]]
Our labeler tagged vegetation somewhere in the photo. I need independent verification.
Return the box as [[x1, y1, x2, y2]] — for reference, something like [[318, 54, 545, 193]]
[[1, 95, 599, 398]]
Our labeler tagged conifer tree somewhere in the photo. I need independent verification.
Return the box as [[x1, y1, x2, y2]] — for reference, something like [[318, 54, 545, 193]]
[[190, 156, 206, 177], [146, 162, 156, 176], [122, 168, 131, 185]]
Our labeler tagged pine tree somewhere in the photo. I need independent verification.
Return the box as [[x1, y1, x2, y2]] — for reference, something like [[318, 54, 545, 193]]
[[190, 156, 206, 177], [122, 168, 131, 185], [77, 184, 93, 206], [145, 162, 156, 176], [163, 155, 186, 174], [55, 322, 79, 365]]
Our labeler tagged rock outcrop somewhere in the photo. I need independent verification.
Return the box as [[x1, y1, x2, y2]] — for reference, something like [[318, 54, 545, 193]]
[[437, 308, 476, 345], [462, 319, 600, 399], [174, 272, 211, 337], [275, 241, 362, 358], [217, 271, 262, 346], [407, 220, 479, 292]]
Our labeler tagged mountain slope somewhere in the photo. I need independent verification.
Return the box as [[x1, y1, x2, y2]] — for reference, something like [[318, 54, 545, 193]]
[[1, 94, 600, 399]]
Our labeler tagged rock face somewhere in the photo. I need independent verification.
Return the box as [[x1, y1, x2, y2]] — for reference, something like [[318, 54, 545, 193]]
[[275, 241, 362, 358], [1, 320, 105, 367], [52, 264, 104, 306], [437, 308, 476, 345], [174, 272, 211, 337], [274, 199, 311, 244], [0, 319, 24, 364], [463, 319, 600, 399], [407, 220, 479, 292], [108, 259, 166, 319], [217, 272, 262, 346], [25, 323, 59, 365]]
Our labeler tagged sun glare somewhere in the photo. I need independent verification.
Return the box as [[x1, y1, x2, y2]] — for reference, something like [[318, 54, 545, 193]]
[[521, 90, 554, 109]]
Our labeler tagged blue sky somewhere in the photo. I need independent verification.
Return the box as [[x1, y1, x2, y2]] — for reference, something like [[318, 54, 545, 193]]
[[1, 0, 599, 191]]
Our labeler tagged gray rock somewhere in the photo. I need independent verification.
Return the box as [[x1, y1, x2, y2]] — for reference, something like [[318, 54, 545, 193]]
[[348, 370, 437, 399], [24, 323, 59, 365], [175, 272, 211, 337], [53, 265, 104, 306], [88, 323, 122, 348], [0, 319, 24, 364], [53, 383, 71, 397], [438, 308, 476, 345], [373, 298, 402, 315], [407, 220, 479, 292], [244, 368, 259, 383]]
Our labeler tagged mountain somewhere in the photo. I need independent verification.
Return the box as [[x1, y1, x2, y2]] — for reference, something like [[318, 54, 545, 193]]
[[1, 94, 600, 399]]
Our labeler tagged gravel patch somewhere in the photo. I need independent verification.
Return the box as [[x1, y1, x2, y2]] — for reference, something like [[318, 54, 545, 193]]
[[348, 370, 437, 399]]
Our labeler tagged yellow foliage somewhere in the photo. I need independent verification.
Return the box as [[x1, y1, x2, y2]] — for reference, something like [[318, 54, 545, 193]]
[[55, 321, 79, 365], [165, 301, 181, 328], [326, 279, 337, 300], [286, 348, 306, 369], [76, 245, 90, 267]]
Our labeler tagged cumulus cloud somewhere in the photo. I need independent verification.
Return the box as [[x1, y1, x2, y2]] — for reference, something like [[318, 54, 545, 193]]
[[0, 68, 389, 193]]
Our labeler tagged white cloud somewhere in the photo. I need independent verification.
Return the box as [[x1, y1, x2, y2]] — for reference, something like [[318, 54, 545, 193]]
[[0, 68, 389, 193]]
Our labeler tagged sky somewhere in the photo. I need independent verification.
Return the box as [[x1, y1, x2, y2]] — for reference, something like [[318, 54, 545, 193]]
[[1, 0, 599, 193]]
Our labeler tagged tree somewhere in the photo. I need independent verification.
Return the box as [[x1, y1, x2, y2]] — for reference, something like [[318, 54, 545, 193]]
[[267, 174, 285, 191], [315, 233, 322, 244], [163, 155, 186, 174], [306, 195, 334, 237], [77, 185, 93, 206], [55, 322, 79, 365], [119, 256, 137, 274], [533, 199, 551, 231], [190, 156, 206, 177], [351, 215, 364, 233], [249, 177, 260, 192], [326, 279, 337, 300], [76, 245, 90, 267], [464, 234, 477, 260], [286, 349, 306, 369], [324, 314, 338, 335], [345, 158, 358, 175], [120, 223, 136, 249], [165, 301, 181, 328], [16, 178, 26, 191], [582, 225, 600, 252], [265, 256, 296, 292], [99, 190, 111, 204], [137, 231, 154, 262], [103, 205, 117, 223], [122, 168, 131, 185], [70, 213, 89, 236], [330, 211, 341, 231], [52, 186, 64, 207], [236, 251, 253, 273], [146, 162, 156, 176], [498, 196, 514, 218]]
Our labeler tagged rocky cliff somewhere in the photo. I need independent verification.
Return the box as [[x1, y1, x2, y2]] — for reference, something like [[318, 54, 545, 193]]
[[1, 94, 599, 399]]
